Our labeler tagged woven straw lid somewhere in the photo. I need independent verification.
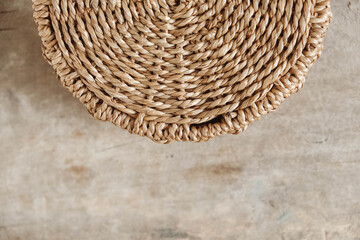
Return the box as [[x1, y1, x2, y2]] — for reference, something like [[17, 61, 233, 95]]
[[33, 0, 331, 143]]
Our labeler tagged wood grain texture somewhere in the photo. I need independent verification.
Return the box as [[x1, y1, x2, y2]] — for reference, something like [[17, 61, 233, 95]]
[[0, 0, 360, 240]]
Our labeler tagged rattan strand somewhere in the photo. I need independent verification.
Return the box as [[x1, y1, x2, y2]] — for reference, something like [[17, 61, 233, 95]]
[[33, 0, 331, 143]]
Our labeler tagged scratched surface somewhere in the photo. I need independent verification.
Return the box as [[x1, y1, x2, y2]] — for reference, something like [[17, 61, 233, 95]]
[[0, 1, 360, 240]]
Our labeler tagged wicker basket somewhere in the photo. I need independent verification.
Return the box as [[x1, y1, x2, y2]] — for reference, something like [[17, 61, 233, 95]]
[[32, 0, 331, 143]]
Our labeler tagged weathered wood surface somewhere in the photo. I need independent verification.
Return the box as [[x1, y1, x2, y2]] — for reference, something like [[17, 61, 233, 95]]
[[0, 1, 359, 239]]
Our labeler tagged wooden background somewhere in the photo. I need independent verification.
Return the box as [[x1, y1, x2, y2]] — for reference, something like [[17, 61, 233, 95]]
[[0, 1, 360, 239]]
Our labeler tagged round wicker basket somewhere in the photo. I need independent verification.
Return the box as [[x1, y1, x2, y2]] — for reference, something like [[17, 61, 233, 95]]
[[33, 0, 331, 143]]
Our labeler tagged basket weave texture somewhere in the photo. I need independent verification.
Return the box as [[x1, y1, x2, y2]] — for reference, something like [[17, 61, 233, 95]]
[[33, 0, 331, 143]]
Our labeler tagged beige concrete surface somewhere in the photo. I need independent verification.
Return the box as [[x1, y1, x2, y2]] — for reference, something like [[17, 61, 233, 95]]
[[0, 1, 360, 240]]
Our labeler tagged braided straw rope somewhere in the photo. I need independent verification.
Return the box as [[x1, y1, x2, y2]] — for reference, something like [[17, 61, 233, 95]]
[[33, 0, 331, 143]]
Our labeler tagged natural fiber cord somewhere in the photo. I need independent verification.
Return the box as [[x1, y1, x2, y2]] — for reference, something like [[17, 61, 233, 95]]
[[33, 0, 331, 143]]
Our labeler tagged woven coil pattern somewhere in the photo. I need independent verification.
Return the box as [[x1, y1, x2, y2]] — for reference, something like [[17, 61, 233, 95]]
[[33, 0, 331, 143]]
